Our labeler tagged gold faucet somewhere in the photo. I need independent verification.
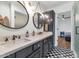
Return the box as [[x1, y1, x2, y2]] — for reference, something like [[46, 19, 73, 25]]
[[12, 35, 17, 40]]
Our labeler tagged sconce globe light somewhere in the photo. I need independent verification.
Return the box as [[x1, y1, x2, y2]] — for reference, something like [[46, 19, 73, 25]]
[[43, 14, 53, 24]]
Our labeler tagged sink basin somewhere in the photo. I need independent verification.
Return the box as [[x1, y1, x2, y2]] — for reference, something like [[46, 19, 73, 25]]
[[24, 38, 31, 41], [0, 37, 31, 49], [0, 42, 6, 46], [37, 32, 43, 35]]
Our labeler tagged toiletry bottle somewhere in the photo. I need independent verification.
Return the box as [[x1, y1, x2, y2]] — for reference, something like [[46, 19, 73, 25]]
[[26, 31, 29, 37], [32, 31, 35, 36], [18, 35, 21, 39], [44, 22, 48, 32], [12, 35, 17, 40]]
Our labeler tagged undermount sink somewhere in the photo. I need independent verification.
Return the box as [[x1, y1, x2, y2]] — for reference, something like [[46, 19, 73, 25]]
[[0, 42, 12, 49], [0, 42, 6, 46], [37, 32, 43, 35], [24, 38, 31, 41], [0, 37, 31, 48]]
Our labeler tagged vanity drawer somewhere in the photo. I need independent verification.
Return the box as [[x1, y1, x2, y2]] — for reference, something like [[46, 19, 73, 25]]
[[16, 46, 32, 58], [28, 47, 40, 58], [48, 37, 52, 50], [33, 41, 42, 57], [33, 41, 42, 50]]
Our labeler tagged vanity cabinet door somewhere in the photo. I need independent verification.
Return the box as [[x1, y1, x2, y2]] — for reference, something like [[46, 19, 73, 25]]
[[43, 39, 48, 57], [48, 37, 52, 51], [32, 41, 42, 58], [28, 48, 40, 58], [39, 42, 43, 58], [43, 38, 52, 57], [5, 54, 15, 58], [42, 37, 52, 58], [16, 46, 32, 58]]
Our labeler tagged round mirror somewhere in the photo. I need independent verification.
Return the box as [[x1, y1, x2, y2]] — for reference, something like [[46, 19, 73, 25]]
[[0, 1, 29, 29], [33, 12, 43, 29]]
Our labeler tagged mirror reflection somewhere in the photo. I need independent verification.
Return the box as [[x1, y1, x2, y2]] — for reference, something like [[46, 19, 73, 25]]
[[0, 1, 29, 29], [33, 12, 43, 29]]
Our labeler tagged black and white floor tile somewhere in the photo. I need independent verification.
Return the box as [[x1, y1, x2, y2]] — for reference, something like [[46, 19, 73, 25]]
[[46, 47, 75, 58]]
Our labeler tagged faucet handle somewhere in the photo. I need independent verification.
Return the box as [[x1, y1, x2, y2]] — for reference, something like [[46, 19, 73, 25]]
[[12, 35, 17, 40], [18, 35, 21, 39], [5, 37, 8, 42]]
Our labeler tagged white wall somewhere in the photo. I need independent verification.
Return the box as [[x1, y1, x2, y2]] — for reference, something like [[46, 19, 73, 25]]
[[0, 1, 43, 41], [57, 18, 71, 36]]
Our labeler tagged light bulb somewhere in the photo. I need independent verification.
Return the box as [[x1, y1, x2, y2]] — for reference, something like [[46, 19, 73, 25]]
[[44, 14, 49, 19], [50, 19, 53, 22], [40, 15, 42, 19]]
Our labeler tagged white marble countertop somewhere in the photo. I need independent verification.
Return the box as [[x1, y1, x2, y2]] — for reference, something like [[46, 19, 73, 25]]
[[0, 32, 52, 58]]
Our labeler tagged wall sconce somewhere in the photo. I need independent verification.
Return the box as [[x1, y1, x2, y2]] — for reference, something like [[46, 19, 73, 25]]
[[44, 14, 53, 24], [24, 2, 35, 14], [43, 14, 53, 32], [44, 14, 49, 19], [25, 1, 44, 15]]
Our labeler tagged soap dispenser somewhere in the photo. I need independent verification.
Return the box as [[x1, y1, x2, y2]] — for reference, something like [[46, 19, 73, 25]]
[[26, 31, 29, 37], [18, 35, 21, 39], [32, 31, 35, 36], [44, 22, 48, 32]]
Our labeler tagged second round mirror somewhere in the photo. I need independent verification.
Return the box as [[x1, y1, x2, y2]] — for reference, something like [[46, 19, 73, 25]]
[[33, 12, 43, 29]]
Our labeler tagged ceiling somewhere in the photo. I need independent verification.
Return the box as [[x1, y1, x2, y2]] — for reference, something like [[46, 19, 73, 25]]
[[29, 1, 70, 11], [57, 11, 71, 21]]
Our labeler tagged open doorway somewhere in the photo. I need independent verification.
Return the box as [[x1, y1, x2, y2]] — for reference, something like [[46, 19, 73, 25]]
[[56, 11, 71, 49]]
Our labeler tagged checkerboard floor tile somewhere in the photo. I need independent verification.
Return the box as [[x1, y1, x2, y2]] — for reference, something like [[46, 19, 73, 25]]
[[46, 47, 75, 58]]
